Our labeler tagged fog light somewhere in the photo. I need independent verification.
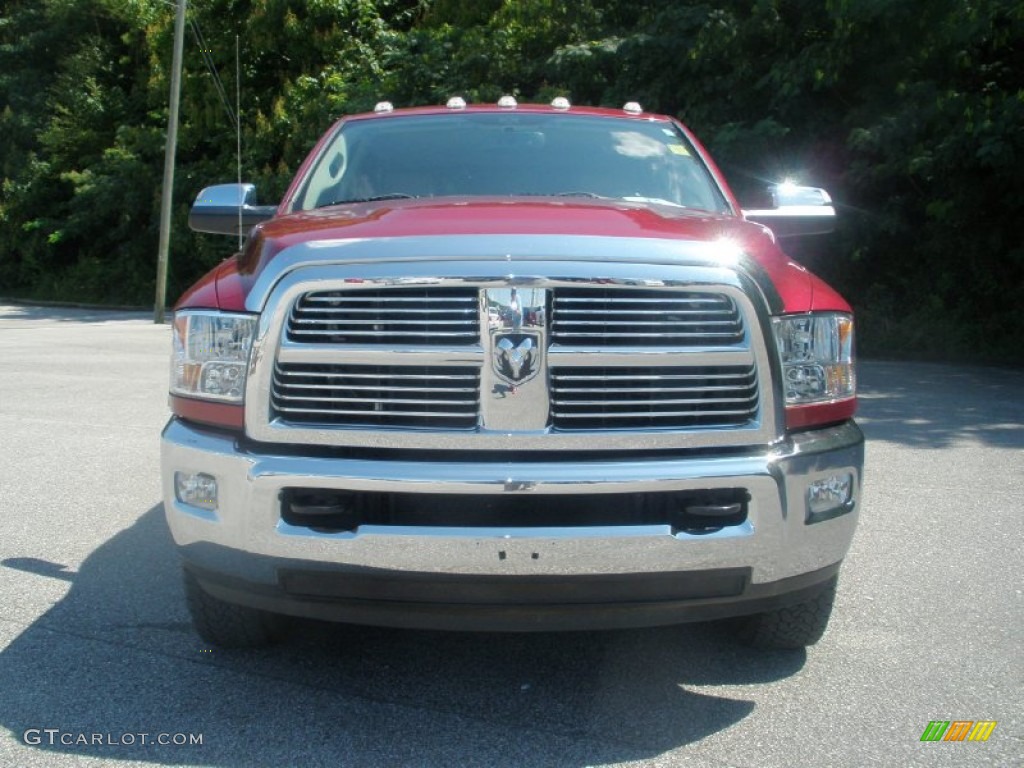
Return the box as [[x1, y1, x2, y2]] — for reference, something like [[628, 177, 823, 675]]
[[175, 471, 218, 511], [806, 473, 853, 523]]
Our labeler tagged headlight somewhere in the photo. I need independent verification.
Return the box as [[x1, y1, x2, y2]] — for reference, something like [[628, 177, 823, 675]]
[[171, 311, 257, 403], [773, 313, 855, 405]]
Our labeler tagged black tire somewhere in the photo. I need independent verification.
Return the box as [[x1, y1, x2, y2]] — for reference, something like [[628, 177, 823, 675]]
[[183, 569, 287, 648], [737, 575, 838, 649]]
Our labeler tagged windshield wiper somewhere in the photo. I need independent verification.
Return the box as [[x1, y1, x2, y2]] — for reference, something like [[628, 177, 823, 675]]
[[508, 191, 606, 199], [316, 193, 418, 208], [620, 196, 687, 208]]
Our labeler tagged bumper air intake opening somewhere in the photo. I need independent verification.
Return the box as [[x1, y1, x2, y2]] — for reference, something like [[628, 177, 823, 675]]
[[280, 488, 750, 534]]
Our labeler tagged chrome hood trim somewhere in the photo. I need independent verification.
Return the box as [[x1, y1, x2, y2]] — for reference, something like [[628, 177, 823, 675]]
[[244, 235, 783, 315]]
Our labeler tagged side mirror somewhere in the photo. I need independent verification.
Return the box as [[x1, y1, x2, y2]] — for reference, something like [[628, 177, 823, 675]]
[[188, 183, 277, 236], [742, 184, 835, 238]]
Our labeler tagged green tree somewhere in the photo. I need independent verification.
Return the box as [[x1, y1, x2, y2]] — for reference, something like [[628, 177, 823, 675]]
[[0, 0, 1020, 363]]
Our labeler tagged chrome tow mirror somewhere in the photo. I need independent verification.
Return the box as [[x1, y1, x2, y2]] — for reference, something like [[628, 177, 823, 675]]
[[188, 183, 277, 236], [743, 183, 836, 238]]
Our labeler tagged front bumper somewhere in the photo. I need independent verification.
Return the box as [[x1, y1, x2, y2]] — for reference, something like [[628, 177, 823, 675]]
[[161, 419, 863, 631]]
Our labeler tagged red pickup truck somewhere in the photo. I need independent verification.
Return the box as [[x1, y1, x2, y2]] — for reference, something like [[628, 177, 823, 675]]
[[163, 99, 862, 649]]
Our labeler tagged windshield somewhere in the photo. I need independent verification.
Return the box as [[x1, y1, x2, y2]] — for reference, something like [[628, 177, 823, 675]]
[[292, 112, 730, 214]]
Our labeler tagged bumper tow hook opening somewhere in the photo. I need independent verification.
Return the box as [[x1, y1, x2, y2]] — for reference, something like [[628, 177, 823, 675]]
[[670, 498, 747, 536], [283, 491, 360, 532], [686, 503, 744, 518]]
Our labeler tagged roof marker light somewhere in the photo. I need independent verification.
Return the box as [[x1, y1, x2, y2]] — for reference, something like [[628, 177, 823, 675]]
[[550, 97, 571, 111], [623, 101, 643, 115], [497, 95, 518, 109], [373, 101, 394, 114], [446, 96, 467, 110]]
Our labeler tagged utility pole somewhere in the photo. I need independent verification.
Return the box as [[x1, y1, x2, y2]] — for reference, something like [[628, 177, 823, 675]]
[[154, 0, 187, 324]]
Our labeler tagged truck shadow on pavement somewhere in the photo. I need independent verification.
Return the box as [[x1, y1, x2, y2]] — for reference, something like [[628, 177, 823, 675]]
[[1, 504, 806, 766], [856, 360, 1024, 450]]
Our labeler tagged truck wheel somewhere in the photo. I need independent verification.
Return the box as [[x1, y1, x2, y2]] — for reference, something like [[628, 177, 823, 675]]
[[183, 570, 287, 648], [737, 575, 838, 649]]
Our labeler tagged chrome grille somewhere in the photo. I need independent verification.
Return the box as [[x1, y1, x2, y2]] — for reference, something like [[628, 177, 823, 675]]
[[253, 254, 777, 451], [272, 363, 480, 428], [551, 288, 744, 346], [551, 365, 758, 429], [287, 288, 479, 345]]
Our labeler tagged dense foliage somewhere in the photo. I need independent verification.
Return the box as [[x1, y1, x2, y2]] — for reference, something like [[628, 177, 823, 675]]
[[1, 0, 1021, 362]]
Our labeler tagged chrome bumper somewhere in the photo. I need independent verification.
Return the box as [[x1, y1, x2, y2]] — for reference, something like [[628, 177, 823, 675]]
[[161, 419, 863, 629]]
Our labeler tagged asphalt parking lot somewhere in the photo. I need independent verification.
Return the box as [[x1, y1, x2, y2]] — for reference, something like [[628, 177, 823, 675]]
[[0, 304, 1019, 767]]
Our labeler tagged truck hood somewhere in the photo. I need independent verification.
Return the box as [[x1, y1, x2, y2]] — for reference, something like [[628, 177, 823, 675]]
[[177, 198, 848, 314]]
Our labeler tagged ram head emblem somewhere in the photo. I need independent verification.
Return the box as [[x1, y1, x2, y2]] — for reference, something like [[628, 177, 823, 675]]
[[494, 335, 538, 384]]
